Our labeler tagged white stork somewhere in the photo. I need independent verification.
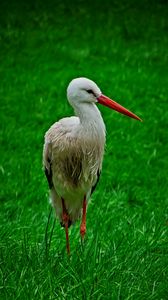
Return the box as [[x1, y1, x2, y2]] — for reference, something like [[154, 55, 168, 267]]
[[43, 77, 141, 254]]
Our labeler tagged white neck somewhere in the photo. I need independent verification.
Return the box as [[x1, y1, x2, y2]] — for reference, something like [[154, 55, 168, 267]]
[[74, 102, 106, 138]]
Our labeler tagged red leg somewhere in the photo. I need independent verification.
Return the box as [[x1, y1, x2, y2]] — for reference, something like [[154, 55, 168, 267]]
[[80, 195, 87, 239], [61, 198, 70, 255]]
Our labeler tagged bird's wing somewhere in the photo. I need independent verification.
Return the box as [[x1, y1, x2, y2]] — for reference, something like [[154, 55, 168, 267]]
[[43, 141, 53, 189], [43, 116, 80, 189]]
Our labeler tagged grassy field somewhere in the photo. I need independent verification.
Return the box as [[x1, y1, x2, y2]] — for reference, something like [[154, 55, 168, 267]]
[[0, 0, 168, 299]]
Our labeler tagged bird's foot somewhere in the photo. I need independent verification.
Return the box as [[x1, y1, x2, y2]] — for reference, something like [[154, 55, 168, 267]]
[[80, 195, 87, 240]]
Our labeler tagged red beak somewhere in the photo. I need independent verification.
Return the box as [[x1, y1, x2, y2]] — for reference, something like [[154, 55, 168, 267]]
[[97, 94, 142, 122]]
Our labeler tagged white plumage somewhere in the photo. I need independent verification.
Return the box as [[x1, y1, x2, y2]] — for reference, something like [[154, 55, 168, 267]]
[[43, 78, 105, 223], [43, 77, 141, 253]]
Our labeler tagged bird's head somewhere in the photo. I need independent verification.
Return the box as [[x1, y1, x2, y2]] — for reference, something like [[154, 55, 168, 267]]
[[67, 77, 101, 106], [67, 77, 142, 121]]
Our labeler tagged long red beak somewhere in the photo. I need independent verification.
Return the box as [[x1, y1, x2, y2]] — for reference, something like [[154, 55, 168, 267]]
[[97, 94, 142, 121]]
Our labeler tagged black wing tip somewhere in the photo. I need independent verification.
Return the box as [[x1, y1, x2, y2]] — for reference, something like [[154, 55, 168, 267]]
[[45, 167, 53, 189], [91, 169, 101, 195]]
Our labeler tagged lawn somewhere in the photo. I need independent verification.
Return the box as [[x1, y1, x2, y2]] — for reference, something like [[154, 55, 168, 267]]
[[0, 0, 168, 299]]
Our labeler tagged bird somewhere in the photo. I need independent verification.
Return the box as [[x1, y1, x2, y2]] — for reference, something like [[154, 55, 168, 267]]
[[43, 77, 141, 254]]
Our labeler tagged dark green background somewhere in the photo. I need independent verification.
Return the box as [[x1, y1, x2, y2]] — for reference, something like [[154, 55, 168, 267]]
[[0, 0, 168, 299]]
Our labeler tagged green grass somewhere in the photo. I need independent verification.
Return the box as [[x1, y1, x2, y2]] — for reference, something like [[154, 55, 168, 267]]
[[0, 0, 168, 299]]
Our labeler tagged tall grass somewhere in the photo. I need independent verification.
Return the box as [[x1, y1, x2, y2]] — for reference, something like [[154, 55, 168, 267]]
[[0, 0, 168, 299]]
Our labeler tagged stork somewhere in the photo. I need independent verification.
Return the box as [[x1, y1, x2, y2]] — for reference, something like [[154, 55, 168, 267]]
[[43, 77, 141, 254]]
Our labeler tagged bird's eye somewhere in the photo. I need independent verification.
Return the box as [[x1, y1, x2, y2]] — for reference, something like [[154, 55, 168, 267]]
[[87, 89, 96, 97], [87, 89, 93, 94]]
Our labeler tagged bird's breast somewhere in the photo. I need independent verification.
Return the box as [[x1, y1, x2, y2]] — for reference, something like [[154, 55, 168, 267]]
[[51, 132, 105, 197]]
